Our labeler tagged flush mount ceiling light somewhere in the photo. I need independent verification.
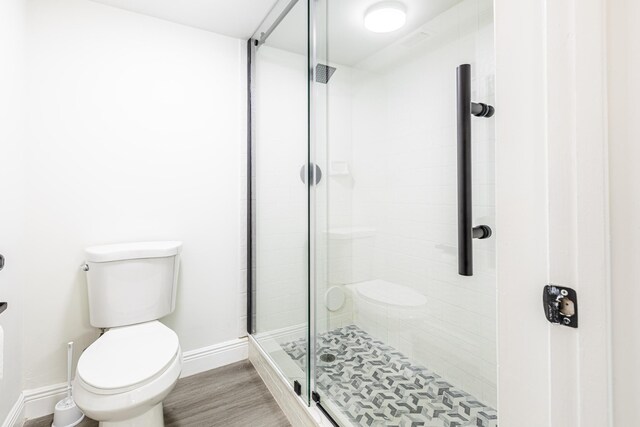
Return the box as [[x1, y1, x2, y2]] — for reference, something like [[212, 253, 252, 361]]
[[364, 1, 407, 33]]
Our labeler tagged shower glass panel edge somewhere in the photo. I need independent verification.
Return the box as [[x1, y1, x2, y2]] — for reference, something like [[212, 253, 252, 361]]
[[248, 0, 311, 406]]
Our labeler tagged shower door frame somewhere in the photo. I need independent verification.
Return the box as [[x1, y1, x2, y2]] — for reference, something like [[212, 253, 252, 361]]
[[246, 36, 254, 336]]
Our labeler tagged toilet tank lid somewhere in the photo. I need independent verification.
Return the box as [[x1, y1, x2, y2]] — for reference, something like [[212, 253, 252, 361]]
[[85, 241, 182, 263]]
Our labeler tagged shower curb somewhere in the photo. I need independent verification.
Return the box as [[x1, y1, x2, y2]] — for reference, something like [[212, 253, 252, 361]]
[[248, 335, 332, 427]]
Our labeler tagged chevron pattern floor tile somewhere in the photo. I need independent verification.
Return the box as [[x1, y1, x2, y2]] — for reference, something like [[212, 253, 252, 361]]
[[282, 325, 498, 427]]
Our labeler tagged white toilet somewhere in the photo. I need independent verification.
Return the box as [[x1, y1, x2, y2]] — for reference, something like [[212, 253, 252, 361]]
[[73, 241, 183, 427]]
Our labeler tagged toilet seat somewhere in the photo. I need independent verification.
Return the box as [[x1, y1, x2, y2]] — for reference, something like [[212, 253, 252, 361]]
[[73, 348, 181, 423], [73, 320, 182, 424], [77, 321, 180, 395]]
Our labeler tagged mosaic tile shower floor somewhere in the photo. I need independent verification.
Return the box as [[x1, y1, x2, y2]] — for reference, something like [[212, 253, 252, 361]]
[[282, 325, 498, 427]]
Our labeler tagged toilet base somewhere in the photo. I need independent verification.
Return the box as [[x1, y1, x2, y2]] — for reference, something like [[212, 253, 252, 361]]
[[100, 403, 164, 427]]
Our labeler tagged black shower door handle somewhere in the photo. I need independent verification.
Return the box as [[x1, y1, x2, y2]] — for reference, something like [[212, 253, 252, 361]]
[[456, 64, 493, 276]]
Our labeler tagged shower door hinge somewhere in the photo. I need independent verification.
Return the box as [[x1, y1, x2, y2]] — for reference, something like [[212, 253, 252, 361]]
[[543, 284, 578, 328], [312, 391, 321, 403], [293, 380, 301, 396]]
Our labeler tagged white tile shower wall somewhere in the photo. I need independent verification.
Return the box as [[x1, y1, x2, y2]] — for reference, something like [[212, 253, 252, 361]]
[[252, 45, 357, 337], [346, 1, 497, 406], [319, 64, 358, 333], [24, 0, 243, 390], [253, 46, 308, 335]]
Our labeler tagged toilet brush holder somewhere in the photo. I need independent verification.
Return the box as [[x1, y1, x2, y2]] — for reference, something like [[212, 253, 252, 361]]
[[52, 342, 84, 427], [52, 397, 84, 427]]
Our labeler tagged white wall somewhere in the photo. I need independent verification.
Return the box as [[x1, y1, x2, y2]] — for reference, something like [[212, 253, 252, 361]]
[[0, 0, 26, 422], [608, 0, 640, 425], [23, 0, 244, 390]]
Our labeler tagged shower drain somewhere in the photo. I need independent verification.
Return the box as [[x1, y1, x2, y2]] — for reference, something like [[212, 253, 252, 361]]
[[319, 353, 336, 363]]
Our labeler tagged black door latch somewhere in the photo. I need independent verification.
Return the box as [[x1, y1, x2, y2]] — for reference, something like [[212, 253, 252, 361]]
[[543, 284, 578, 328]]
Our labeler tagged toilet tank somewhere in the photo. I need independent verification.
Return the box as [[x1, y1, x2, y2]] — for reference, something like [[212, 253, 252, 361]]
[[84, 241, 182, 328]]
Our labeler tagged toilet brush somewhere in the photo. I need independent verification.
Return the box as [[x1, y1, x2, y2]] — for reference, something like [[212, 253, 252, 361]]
[[52, 342, 85, 427]]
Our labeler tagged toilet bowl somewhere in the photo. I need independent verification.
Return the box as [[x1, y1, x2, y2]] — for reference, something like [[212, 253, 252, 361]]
[[75, 241, 183, 427], [73, 321, 182, 426]]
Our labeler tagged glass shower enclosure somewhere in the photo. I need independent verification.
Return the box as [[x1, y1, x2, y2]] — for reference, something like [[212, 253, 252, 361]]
[[249, 0, 497, 425]]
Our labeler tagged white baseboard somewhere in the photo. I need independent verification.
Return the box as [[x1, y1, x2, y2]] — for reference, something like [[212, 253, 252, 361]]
[[3, 338, 249, 426], [0, 384, 66, 427], [1, 393, 24, 427], [23, 383, 68, 421], [181, 337, 248, 378]]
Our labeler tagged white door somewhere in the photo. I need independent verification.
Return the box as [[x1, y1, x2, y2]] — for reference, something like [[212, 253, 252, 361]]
[[495, 0, 611, 426]]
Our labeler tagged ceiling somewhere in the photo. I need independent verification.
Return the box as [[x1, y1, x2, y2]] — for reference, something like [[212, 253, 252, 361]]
[[265, 0, 461, 66], [88, 0, 279, 39], [88, 0, 462, 66]]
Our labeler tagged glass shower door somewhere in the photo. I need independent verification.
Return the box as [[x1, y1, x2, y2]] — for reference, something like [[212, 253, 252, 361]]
[[310, 1, 498, 425], [250, 0, 310, 402]]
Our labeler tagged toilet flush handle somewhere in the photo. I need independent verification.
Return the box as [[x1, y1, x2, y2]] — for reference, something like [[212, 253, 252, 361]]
[[80, 263, 89, 272]]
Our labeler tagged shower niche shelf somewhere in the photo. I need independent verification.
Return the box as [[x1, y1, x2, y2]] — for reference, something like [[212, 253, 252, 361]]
[[329, 160, 350, 176], [325, 227, 376, 240]]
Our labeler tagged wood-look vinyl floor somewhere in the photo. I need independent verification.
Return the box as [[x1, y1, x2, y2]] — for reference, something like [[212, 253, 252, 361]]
[[25, 360, 291, 427]]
